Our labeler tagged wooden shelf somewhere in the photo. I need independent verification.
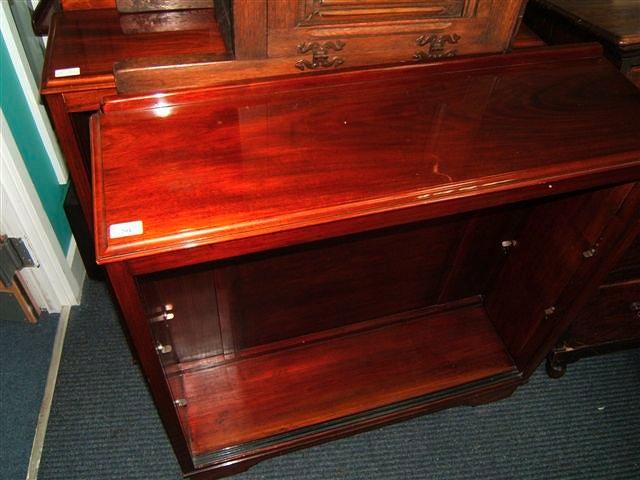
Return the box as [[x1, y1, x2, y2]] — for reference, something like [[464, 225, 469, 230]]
[[92, 44, 640, 478], [172, 303, 518, 466]]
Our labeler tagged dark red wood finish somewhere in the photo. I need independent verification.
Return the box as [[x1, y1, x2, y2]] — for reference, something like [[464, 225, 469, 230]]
[[60, 0, 115, 9], [183, 304, 516, 460], [607, 236, 640, 284], [487, 184, 640, 376], [93, 45, 640, 479], [569, 281, 639, 346], [40, 6, 228, 274], [138, 267, 224, 366], [105, 262, 194, 473], [523, 0, 640, 375], [94, 47, 640, 265], [135, 207, 527, 370], [546, 219, 640, 377]]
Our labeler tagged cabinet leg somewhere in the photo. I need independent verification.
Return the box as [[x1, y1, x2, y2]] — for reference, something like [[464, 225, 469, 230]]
[[545, 353, 566, 378]]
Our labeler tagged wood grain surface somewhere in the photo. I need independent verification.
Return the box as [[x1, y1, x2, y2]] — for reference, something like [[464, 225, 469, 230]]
[[93, 47, 640, 265]]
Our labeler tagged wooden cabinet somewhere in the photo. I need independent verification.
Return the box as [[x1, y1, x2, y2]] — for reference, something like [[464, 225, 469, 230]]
[[91, 45, 640, 478], [546, 236, 640, 376], [235, 0, 526, 67], [523, 0, 640, 375], [40, 1, 527, 276], [114, 0, 528, 93], [525, 0, 640, 86]]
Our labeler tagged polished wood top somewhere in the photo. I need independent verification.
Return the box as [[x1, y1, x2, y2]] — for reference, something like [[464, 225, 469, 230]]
[[534, 0, 640, 49], [92, 46, 640, 265], [41, 8, 228, 94]]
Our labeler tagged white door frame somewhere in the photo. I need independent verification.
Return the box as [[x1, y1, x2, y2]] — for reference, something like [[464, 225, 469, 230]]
[[1, 108, 82, 312]]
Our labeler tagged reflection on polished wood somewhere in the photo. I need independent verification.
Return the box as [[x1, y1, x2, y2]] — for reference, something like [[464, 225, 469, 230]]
[[94, 46, 640, 265], [60, 0, 115, 10]]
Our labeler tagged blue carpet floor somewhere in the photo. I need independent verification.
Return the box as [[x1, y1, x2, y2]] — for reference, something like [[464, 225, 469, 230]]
[[38, 280, 640, 479], [1, 310, 58, 480]]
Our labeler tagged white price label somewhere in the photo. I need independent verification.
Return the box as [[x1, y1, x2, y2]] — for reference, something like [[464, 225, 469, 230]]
[[109, 220, 143, 239], [54, 67, 81, 78]]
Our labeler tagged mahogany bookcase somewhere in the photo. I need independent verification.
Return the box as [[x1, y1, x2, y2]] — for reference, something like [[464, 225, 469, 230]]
[[91, 45, 640, 478]]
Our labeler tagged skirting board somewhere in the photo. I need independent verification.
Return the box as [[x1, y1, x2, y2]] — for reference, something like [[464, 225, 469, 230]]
[[26, 305, 71, 480]]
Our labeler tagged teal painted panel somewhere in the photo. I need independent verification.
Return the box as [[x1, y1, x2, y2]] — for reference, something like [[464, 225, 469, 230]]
[[1, 36, 71, 251]]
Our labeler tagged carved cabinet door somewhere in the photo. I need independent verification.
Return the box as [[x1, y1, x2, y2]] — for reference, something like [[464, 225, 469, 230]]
[[258, 0, 526, 71]]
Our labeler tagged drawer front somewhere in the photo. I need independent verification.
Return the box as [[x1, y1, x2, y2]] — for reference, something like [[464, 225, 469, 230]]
[[265, 0, 524, 70], [570, 281, 640, 346]]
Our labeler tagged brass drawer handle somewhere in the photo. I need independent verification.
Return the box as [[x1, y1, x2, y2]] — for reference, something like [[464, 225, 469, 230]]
[[296, 40, 346, 70], [414, 33, 461, 61]]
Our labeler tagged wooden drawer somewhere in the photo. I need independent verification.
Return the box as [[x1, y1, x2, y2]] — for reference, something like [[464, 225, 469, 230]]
[[235, 0, 526, 69], [570, 281, 640, 346]]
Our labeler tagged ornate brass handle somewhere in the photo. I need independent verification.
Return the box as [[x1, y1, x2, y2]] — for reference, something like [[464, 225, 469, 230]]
[[414, 33, 461, 61], [295, 40, 346, 71]]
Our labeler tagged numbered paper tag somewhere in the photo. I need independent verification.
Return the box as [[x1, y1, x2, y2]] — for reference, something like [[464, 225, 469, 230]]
[[109, 220, 143, 239], [54, 67, 81, 78]]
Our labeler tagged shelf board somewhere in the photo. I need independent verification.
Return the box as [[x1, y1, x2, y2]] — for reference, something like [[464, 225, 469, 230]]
[[175, 304, 518, 465]]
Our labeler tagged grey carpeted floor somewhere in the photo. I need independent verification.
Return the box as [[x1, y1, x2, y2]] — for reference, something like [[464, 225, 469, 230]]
[[1, 309, 58, 480], [39, 280, 640, 480]]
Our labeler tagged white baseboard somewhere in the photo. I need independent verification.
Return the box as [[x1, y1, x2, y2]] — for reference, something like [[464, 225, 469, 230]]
[[65, 238, 86, 304], [26, 306, 71, 480]]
